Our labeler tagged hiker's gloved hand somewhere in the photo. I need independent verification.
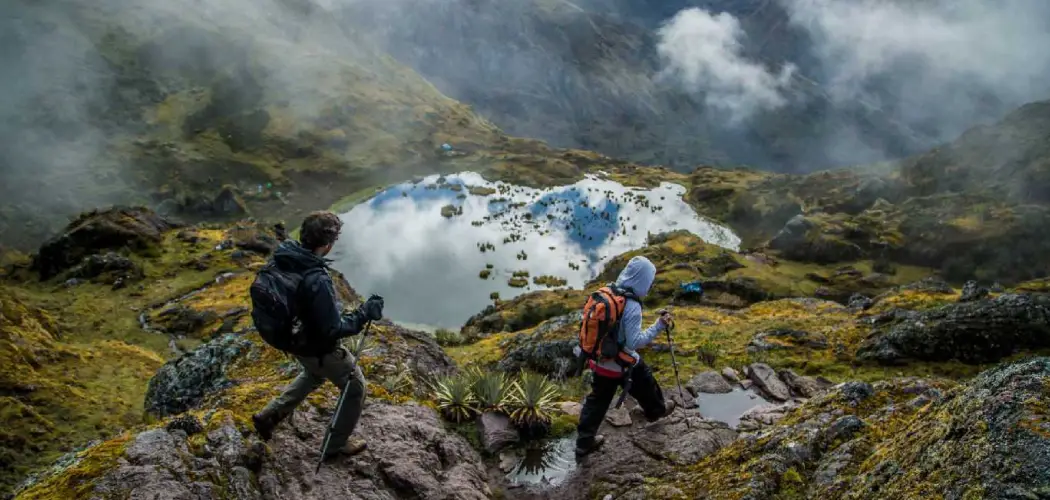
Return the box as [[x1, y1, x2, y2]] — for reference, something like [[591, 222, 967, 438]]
[[361, 294, 384, 321], [658, 309, 674, 328]]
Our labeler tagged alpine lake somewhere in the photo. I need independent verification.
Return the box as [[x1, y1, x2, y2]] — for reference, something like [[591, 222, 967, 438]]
[[329, 171, 746, 490], [329, 171, 740, 331]]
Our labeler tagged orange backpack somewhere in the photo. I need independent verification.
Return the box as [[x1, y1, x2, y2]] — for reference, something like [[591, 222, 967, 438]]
[[578, 284, 639, 367]]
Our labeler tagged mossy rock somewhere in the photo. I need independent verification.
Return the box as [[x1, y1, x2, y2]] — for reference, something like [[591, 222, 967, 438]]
[[31, 207, 181, 280]]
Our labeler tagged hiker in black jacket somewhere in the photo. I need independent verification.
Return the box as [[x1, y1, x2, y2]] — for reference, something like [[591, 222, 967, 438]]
[[252, 211, 383, 460]]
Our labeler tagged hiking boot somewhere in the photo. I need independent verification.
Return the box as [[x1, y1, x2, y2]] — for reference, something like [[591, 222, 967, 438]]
[[252, 413, 276, 441], [646, 399, 677, 423], [323, 438, 368, 461], [574, 435, 606, 460]]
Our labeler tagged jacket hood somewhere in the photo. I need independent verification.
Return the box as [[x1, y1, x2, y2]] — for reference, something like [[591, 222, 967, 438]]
[[615, 256, 657, 298], [272, 240, 329, 272]]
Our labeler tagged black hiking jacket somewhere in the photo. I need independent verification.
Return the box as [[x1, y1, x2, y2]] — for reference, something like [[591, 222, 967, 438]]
[[272, 240, 368, 356]]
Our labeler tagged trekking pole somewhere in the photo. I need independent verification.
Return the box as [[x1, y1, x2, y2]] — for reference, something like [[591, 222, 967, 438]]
[[316, 320, 372, 473], [659, 309, 689, 429]]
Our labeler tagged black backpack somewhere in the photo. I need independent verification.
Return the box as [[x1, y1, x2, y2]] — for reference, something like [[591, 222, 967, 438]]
[[249, 262, 318, 353]]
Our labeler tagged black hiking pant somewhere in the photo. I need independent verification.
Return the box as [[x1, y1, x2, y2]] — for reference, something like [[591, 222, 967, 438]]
[[576, 360, 668, 449]]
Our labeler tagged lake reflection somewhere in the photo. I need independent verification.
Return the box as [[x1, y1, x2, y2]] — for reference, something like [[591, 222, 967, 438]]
[[330, 172, 740, 329]]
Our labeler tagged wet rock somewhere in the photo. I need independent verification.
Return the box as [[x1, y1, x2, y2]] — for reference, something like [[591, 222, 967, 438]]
[[32, 206, 179, 279], [958, 280, 989, 302], [748, 328, 829, 352], [848, 293, 874, 310], [740, 379, 754, 390], [478, 412, 519, 454], [779, 369, 833, 398], [746, 363, 791, 401], [685, 370, 733, 396], [857, 293, 1050, 364], [721, 367, 741, 384], [144, 333, 255, 417]]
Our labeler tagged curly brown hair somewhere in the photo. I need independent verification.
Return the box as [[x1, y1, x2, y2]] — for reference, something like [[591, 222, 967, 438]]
[[299, 211, 343, 250]]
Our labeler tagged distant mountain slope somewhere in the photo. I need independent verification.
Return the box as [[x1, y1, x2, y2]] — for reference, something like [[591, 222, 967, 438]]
[[0, 0, 504, 249], [337, 0, 930, 172]]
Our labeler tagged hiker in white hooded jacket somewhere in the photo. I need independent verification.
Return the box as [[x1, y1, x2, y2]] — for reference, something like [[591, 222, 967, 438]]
[[574, 255, 676, 458]]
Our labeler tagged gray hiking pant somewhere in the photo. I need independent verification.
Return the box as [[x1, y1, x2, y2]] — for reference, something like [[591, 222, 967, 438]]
[[258, 347, 366, 450]]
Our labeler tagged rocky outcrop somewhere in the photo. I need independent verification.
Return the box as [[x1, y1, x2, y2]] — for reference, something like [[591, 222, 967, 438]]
[[768, 215, 864, 264], [64, 252, 144, 287], [685, 370, 733, 396], [534, 401, 737, 500], [677, 359, 1050, 499], [18, 404, 491, 499], [31, 207, 180, 280], [144, 333, 255, 418], [858, 293, 1050, 364], [746, 363, 792, 402], [779, 369, 833, 398], [496, 312, 582, 376]]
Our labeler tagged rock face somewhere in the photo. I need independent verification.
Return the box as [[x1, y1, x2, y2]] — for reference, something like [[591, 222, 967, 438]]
[[685, 370, 733, 395], [679, 359, 1050, 499], [31, 207, 180, 279], [858, 293, 1050, 364], [144, 333, 255, 417], [25, 404, 491, 500], [746, 363, 792, 401]]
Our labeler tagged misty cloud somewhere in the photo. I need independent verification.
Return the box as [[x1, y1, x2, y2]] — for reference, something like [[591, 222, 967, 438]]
[[655, 7, 797, 123], [782, 0, 1050, 139]]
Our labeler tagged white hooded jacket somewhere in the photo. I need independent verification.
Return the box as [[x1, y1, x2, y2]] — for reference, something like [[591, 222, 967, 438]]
[[575, 255, 668, 375]]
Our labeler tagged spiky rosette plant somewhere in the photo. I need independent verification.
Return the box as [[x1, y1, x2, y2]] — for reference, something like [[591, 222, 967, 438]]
[[508, 371, 559, 437], [472, 371, 514, 413], [432, 373, 478, 423], [344, 334, 374, 359]]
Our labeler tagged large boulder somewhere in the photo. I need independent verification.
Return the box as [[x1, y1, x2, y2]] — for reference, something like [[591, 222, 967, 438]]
[[858, 293, 1050, 364], [478, 412, 519, 454], [31, 207, 180, 279], [746, 363, 792, 402], [144, 333, 255, 417], [685, 370, 733, 396]]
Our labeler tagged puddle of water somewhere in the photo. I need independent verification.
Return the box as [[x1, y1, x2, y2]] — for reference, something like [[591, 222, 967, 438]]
[[695, 387, 769, 429], [505, 435, 577, 489], [330, 171, 740, 329]]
